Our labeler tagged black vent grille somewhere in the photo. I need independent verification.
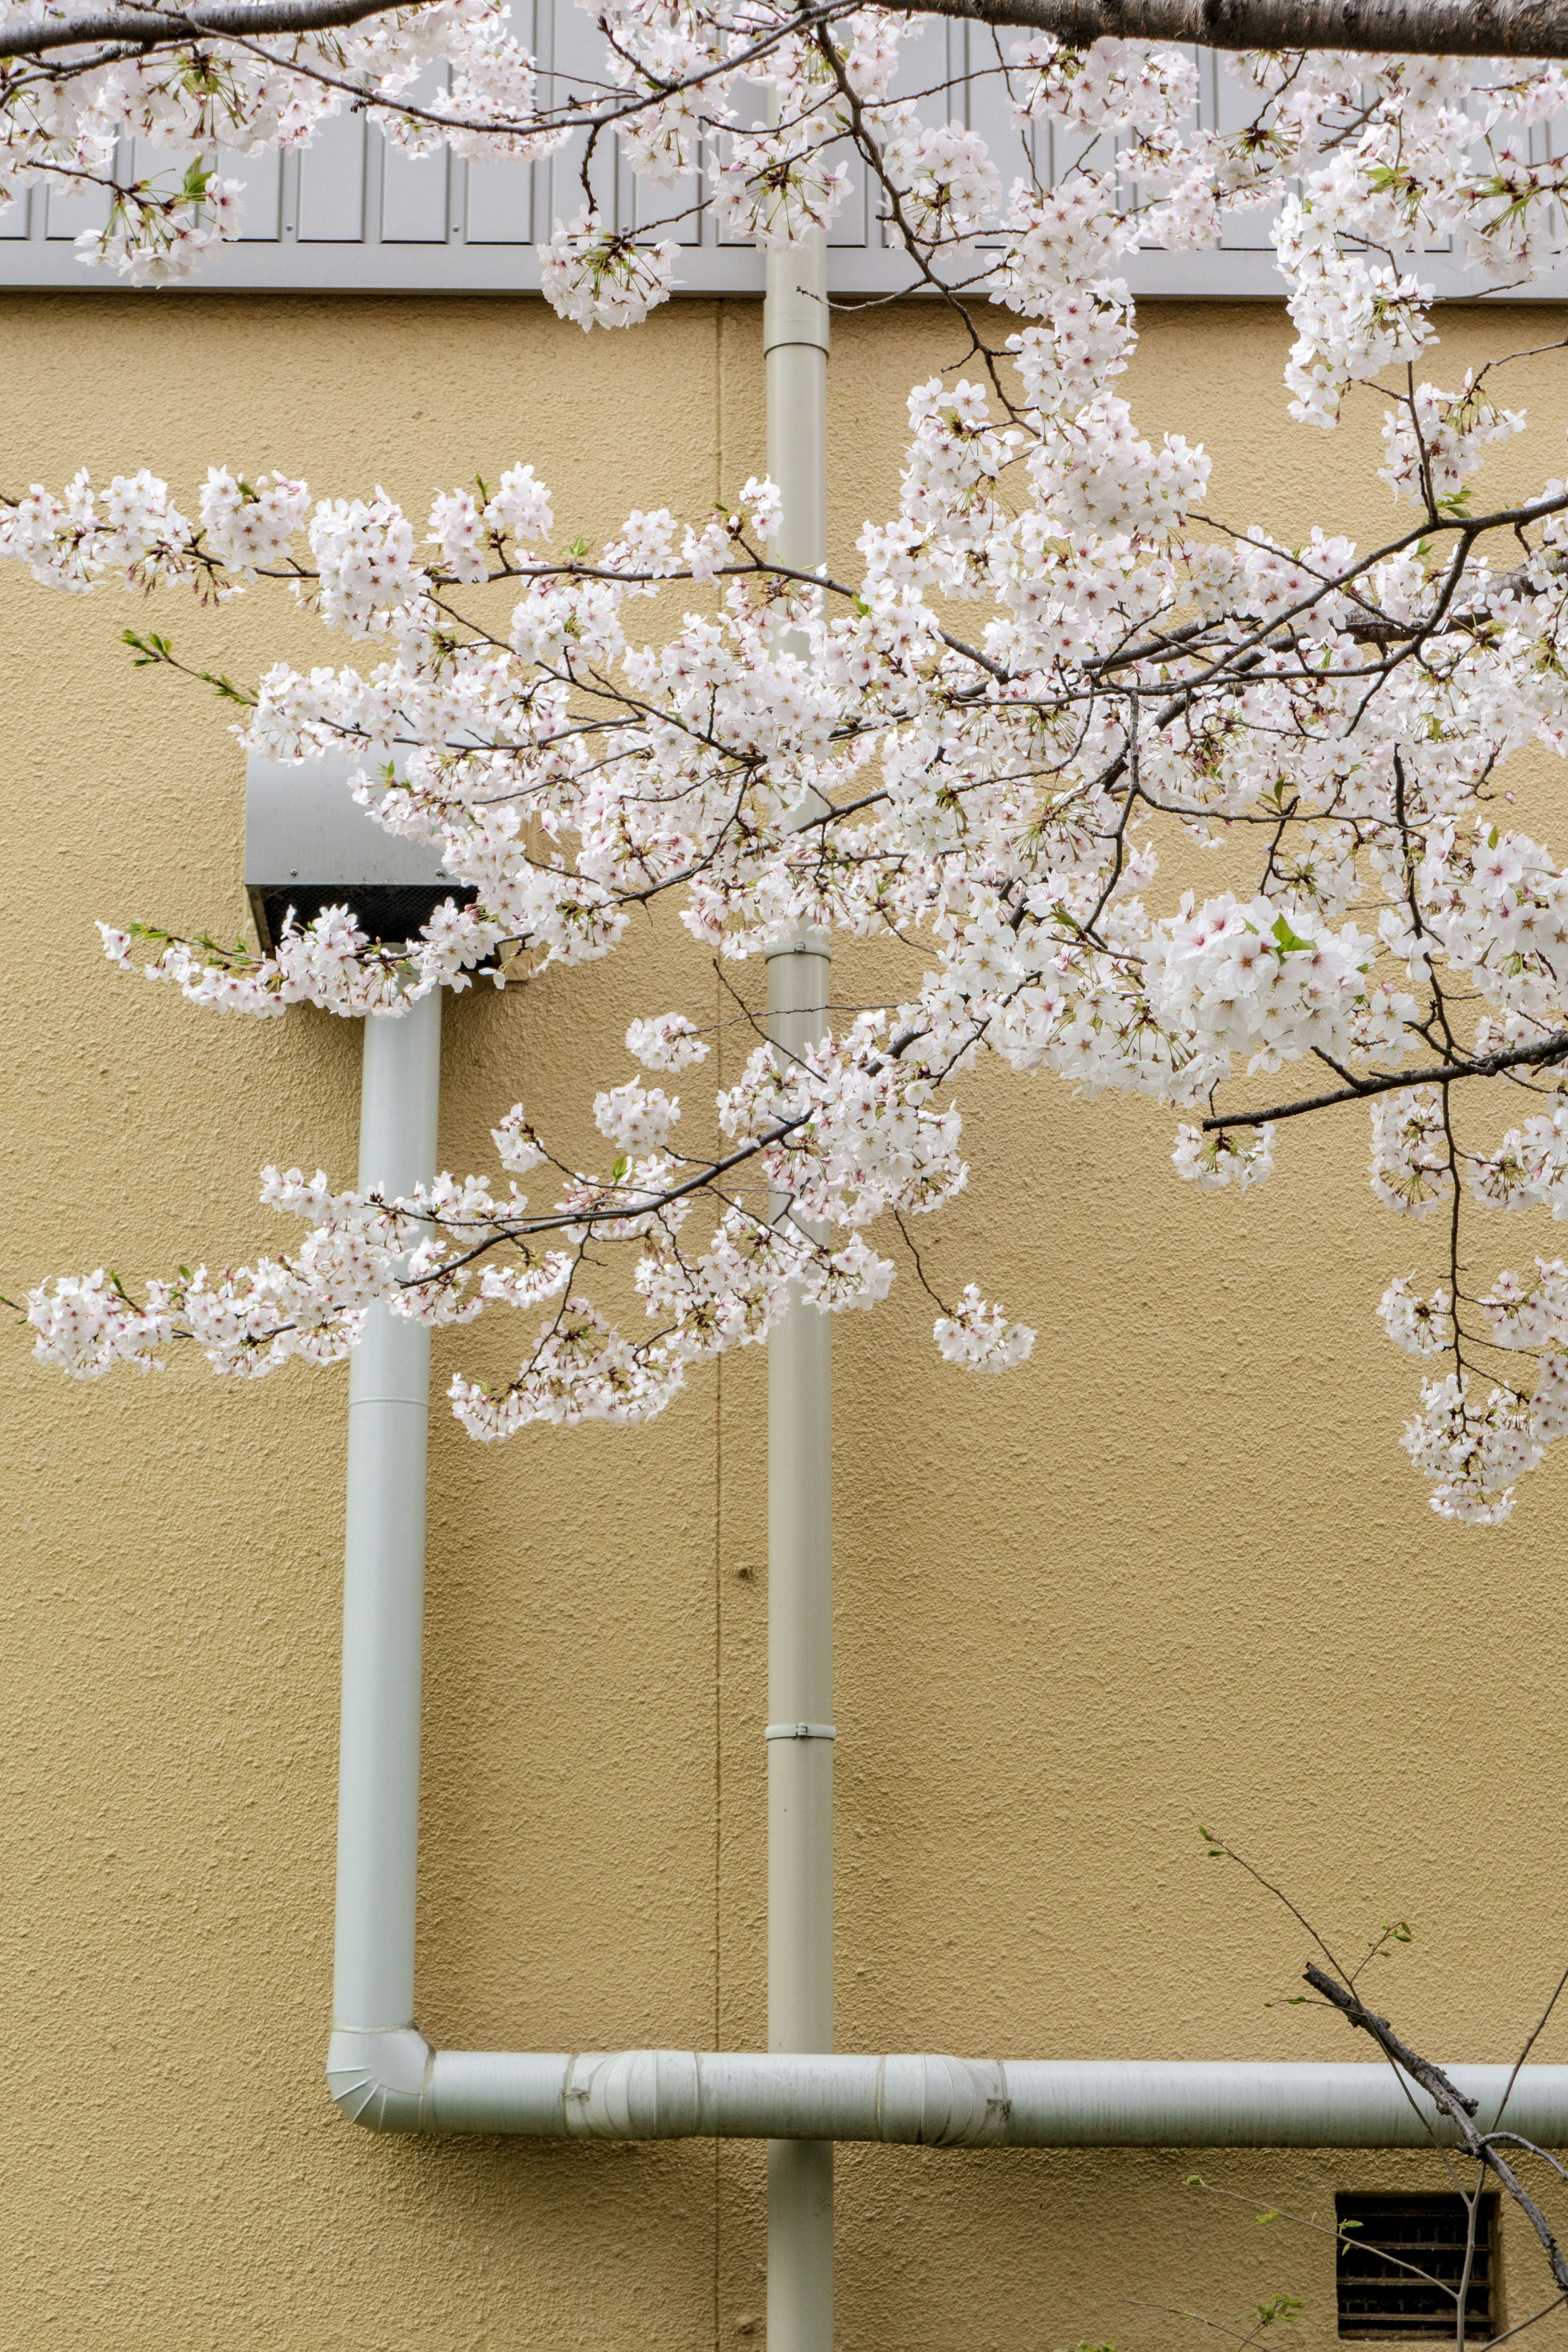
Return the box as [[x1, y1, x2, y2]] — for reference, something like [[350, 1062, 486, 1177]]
[[1336, 2194, 1497, 2341], [247, 882, 476, 956]]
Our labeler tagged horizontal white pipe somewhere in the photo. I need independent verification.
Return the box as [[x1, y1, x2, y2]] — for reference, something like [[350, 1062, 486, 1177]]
[[328, 2036, 1568, 2147]]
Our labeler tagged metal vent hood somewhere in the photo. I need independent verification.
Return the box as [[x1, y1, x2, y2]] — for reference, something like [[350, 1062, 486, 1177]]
[[244, 756, 471, 954]]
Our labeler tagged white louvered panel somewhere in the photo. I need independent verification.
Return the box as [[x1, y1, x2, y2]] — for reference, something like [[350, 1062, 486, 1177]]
[[129, 134, 206, 228], [544, 0, 619, 234], [1212, 51, 1278, 252], [131, 134, 180, 186], [221, 145, 285, 239], [1530, 112, 1568, 252], [383, 139, 451, 241], [467, 156, 535, 243], [875, 13, 957, 249], [614, 15, 702, 247], [382, 67, 454, 241], [298, 108, 366, 240], [962, 17, 1038, 251], [464, 0, 540, 240], [829, 146, 869, 247], [633, 161, 704, 247], [714, 85, 765, 247], [965, 16, 1039, 194], [45, 162, 115, 241], [6, 9, 1568, 298]]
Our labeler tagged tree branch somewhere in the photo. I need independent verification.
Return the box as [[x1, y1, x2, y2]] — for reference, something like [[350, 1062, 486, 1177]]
[[1306, 1960, 1568, 2301], [1201, 1027, 1568, 1133], [10, 0, 1568, 68], [906, 0, 1568, 58], [0, 0, 390, 62], [1304, 1961, 1481, 2123]]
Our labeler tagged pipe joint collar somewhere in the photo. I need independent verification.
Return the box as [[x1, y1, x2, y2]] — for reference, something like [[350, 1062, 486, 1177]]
[[561, 2049, 704, 2140], [877, 2055, 1013, 2146], [327, 2026, 435, 2131], [762, 276, 829, 358]]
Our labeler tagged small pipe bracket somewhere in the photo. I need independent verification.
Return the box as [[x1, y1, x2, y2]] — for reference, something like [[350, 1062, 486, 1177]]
[[765, 1722, 837, 1740]]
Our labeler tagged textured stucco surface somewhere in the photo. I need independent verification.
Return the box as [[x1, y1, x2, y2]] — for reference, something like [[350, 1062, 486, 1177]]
[[3, 290, 1568, 2349]]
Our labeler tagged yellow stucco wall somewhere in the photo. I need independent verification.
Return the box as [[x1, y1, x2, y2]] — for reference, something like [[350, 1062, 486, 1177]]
[[2, 289, 1568, 2350]]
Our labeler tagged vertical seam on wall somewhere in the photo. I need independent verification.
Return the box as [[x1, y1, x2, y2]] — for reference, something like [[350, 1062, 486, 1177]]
[[712, 933, 724, 2352]]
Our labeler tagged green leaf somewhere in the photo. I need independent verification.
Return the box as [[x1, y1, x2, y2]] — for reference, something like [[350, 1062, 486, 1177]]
[[123, 628, 174, 666], [196, 668, 255, 706], [1270, 913, 1316, 955], [178, 157, 215, 205], [612, 1154, 629, 1182]]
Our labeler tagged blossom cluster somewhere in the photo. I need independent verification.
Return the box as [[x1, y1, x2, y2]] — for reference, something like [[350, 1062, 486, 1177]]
[[16, 22, 1568, 1516]]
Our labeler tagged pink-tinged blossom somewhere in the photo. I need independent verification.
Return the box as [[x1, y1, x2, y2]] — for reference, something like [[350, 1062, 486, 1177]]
[[1378, 1275, 1452, 1356], [1172, 1123, 1275, 1192], [933, 1287, 1035, 1372], [540, 209, 678, 330], [491, 1105, 546, 1177], [594, 1080, 679, 1152], [626, 1013, 709, 1071], [1370, 1091, 1454, 1220]]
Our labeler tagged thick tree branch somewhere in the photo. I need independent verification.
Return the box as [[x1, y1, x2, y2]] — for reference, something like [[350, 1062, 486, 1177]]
[[0, 0, 390, 61], [1305, 1962, 1482, 2123], [9, 0, 1568, 67], [1201, 1027, 1568, 1132], [908, 0, 1568, 56]]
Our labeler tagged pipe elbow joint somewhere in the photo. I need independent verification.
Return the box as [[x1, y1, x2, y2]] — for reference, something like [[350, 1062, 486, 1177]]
[[327, 2027, 435, 2131]]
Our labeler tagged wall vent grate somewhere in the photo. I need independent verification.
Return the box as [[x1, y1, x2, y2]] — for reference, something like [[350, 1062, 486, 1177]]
[[1336, 2193, 1497, 2341]]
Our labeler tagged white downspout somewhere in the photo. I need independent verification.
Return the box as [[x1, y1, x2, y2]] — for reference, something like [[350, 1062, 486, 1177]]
[[765, 923, 834, 2351], [330, 989, 443, 2087], [764, 223, 835, 2352]]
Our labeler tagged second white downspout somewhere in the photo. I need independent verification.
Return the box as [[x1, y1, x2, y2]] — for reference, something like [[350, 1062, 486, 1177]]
[[332, 990, 443, 2066], [764, 225, 835, 2352]]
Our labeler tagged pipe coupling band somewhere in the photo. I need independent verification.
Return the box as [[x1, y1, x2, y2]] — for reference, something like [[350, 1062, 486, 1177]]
[[765, 1722, 837, 1740]]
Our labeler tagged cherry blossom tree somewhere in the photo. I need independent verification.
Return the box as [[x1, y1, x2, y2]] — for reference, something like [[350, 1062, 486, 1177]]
[[9, 0, 1568, 1521]]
